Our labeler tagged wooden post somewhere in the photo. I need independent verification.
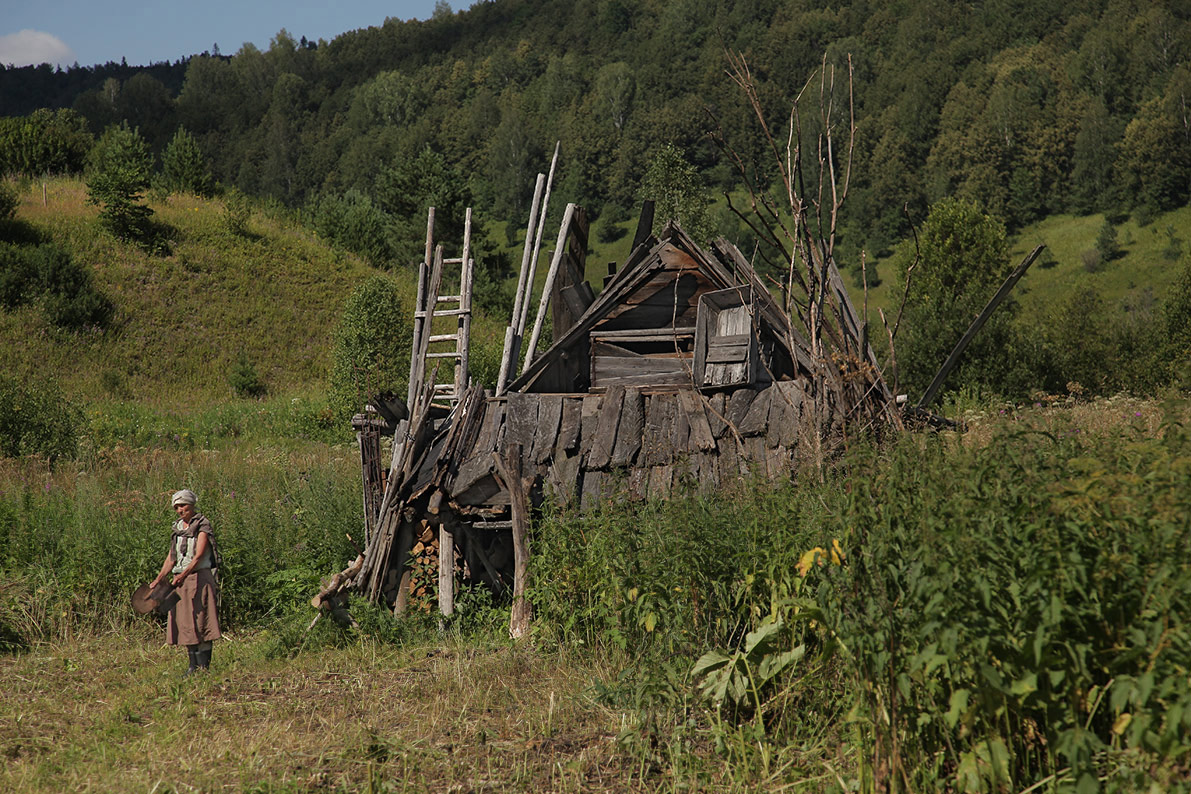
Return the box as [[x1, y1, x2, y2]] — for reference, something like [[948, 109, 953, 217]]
[[412, 246, 445, 405], [492, 445, 532, 641], [518, 142, 561, 346], [438, 523, 455, 619], [498, 174, 546, 395], [408, 208, 434, 407], [523, 203, 576, 373]]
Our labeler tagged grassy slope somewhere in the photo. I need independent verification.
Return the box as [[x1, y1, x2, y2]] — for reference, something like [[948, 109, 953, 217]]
[[1009, 207, 1191, 315], [862, 206, 1191, 321], [4, 178, 397, 407]]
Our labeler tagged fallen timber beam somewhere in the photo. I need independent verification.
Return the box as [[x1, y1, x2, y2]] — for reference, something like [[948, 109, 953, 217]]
[[311, 553, 364, 610], [914, 244, 1045, 412]]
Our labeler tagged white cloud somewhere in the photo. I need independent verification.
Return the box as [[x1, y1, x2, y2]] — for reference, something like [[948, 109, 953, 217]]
[[0, 30, 76, 68]]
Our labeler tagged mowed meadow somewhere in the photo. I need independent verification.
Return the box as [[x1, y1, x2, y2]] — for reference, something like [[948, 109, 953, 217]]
[[1, 181, 1190, 792]]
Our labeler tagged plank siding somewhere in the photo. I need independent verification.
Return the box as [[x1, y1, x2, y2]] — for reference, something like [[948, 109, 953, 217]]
[[643, 393, 675, 466], [611, 388, 645, 467], [586, 385, 625, 469], [556, 396, 583, 453], [531, 395, 563, 464]]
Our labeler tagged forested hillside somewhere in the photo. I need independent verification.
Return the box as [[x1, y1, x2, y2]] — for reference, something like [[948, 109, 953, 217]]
[[3, 0, 1191, 403], [7, 1, 1189, 252]]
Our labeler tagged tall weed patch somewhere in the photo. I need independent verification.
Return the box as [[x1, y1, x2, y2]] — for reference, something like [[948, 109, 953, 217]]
[[824, 412, 1191, 791], [532, 406, 1191, 790], [0, 442, 359, 641], [533, 479, 839, 658]]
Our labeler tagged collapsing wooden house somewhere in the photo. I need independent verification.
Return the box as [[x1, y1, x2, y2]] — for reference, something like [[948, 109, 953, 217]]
[[315, 202, 898, 628]]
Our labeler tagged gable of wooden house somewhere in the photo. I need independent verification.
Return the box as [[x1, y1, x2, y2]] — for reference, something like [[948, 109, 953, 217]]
[[437, 220, 829, 519]]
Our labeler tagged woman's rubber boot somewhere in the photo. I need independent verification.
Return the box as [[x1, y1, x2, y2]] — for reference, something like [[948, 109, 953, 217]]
[[184, 647, 198, 678], [196, 647, 211, 672]]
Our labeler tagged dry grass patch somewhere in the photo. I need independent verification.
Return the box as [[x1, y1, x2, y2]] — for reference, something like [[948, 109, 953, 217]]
[[0, 634, 649, 793], [944, 393, 1177, 449]]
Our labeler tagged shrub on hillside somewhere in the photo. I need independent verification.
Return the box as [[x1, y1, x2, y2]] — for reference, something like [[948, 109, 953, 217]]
[[308, 190, 391, 266], [0, 242, 113, 329], [228, 354, 268, 398], [0, 241, 36, 308], [1095, 219, 1121, 262], [33, 245, 114, 329], [0, 374, 83, 462], [0, 181, 17, 220], [329, 275, 412, 421], [223, 188, 252, 236], [1155, 260, 1191, 387]]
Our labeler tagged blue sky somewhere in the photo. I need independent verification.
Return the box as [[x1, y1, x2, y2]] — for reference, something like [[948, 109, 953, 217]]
[[1, 0, 443, 69]]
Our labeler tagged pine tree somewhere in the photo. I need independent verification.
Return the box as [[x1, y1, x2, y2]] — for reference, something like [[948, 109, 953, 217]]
[[161, 126, 212, 196], [85, 122, 154, 244], [1095, 220, 1120, 262]]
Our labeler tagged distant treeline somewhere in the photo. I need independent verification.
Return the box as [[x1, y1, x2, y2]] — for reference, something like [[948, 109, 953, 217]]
[[2, 0, 1188, 258]]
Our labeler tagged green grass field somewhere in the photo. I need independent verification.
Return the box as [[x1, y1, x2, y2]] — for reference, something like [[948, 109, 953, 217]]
[[2, 396, 1188, 793], [2, 178, 1190, 792]]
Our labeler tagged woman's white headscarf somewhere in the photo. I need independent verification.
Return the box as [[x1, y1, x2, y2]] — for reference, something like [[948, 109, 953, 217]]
[[171, 489, 198, 507]]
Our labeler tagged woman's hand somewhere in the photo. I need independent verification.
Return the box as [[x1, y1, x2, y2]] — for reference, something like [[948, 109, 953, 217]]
[[171, 572, 186, 588]]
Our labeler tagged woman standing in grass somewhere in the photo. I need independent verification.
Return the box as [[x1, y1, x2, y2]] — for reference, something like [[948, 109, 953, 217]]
[[151, 489, 221, 676]]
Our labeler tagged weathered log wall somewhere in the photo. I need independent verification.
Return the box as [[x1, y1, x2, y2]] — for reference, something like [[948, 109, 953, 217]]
[[444, 380, 820, 514]]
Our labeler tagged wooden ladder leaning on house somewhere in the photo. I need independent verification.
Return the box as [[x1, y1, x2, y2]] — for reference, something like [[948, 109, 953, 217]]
[[407, 206, 475, 412]]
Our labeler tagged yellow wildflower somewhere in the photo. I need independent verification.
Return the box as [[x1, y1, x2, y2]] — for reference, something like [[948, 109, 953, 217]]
[[798, 547, 827, 577]]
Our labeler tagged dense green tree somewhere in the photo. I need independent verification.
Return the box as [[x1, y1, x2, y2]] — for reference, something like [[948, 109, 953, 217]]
[[85, 122, 154, 244], [116, 72, 176, 150], [1046, 287, 1114, 392], [160, 126, 212, 196], [309, 189, 391, 266], [1117, 90, 1191, 213], [1095, 219, 1120, 262], [259, 72, 309, 203], [329, 275, 412, 421], [892, 198, 1037, 398], [8, 0, 1191, 270], [482, 95, 538, 218], [638, 143, 713, 243], [1155, 260, 1191, 387], [1069, 98, 1123, 213], [0, 109, 93, 176], [376, 146, 471, 266]]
